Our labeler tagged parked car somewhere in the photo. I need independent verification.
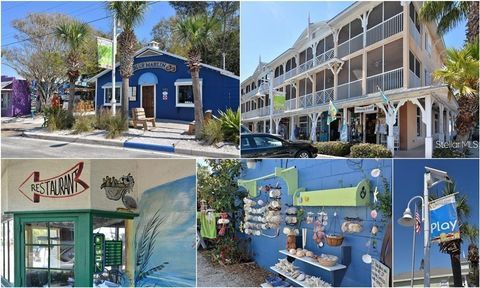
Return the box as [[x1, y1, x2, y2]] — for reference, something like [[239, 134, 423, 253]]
[[241, 133, 318, 158]]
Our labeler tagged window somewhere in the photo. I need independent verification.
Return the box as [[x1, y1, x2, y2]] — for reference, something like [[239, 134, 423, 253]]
[[1, 218, 14, 284], [1, 92, 11, 109], [242, 137, 251, 148], [24, 222, 75, 287], [325, 69, 334, 89], [384, 39, 403, 71], [338, 60, 349, 85], [434, 113, 439, 133], [350, 55, 363, 81], [252, 136, 283, 148], [425, 33, 432, 55], [367, 47, 383, 77], [325, 34, 334, 51], [409, 3, 421, 33], [316, 71, 325, 91], [410, 51, 421, 77], [368, 3, 383, 29], [104, 86, 121, 105], [175, 80, 202, 108], [384, 1, 402, 20]]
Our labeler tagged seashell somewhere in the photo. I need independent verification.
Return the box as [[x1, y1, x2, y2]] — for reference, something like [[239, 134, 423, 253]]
[[341, 222, 349, 233], [306, 251, 314, 257], [289, 248, 296, 254], [283, 227, 290, 235], [296, 274, 306, 281], [296, 251, 305, 257], [371, 225, 379, 235], [258, 199, 264, 206], [370, 209, 378, 219]]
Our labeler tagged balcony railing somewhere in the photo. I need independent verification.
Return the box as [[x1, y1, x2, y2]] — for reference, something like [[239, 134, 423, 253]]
[[337, 79, 362, 100], [367, 12, 403, 46], [367, 67, 404, 94], [285, 98, 297, 110], [242, 87, 259, 100], [337, 33, 364, 58], [409, 19, 421, 48], [409, 70, 421, 88]]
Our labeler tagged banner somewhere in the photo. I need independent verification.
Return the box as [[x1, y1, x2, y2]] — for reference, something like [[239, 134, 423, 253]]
[[273, 91, 286, 110], [429, 194, 460, 243], [354, 104, 376, 113], [328, 100, 338, 124], [97, 37, 113, 69]]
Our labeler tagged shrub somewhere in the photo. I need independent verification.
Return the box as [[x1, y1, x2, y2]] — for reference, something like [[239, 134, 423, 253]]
[[95, 108, 112, 130], [72, 114, 95, 134], [314, 141, 351, 156], [43, 107, 74, 132], [350, 143, 392, 158], [202, 118, 223, 145], [105, 113, 128, 139], [219, 108, 240, 144], [433, 147, 465, 158]]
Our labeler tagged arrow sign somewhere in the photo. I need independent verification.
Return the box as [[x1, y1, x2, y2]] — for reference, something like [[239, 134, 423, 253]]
[[18, 162, 89, 203]]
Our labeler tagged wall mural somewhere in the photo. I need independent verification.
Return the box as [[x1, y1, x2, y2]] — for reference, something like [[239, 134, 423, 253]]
[[100, 173, 137, 210], [131, 175, 196, 287]]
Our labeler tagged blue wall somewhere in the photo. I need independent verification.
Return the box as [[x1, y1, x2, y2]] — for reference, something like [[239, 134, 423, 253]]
[[239, 159, 392, 287], [96, 51, 239, 121]]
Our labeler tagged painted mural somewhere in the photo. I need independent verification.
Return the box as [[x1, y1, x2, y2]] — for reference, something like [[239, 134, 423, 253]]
[[132, 175, 196, 287]]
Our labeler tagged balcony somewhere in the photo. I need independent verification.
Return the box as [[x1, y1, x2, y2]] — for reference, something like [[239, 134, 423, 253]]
[[337, 79, 363, 100], [285, 98, 297, 110], [409, 70, 421, 88], [409, 19, 421, 48], [242, 87, 259, 100], [367, 12, 403, 46], [367, 67, 404, 94], [337, 33, 363, 59]]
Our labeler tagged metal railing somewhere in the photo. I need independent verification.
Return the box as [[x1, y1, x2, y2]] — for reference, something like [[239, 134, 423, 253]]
[[337, 79, 362, 100], [367, 13, 403, 46], [409, 19, 421, 48], [277, 49, 335, 85], [409, 70, 421, 88], [367, 67, 404, 94], [337, 33, 364, 58], [285, 98, 297, 110], [242, 87, 259, 100]]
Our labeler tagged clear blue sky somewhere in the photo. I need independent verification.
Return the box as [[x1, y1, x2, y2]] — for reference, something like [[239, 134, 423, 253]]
[[1, 1, 175, 78], [241, 1, 467, 81], [394, 159, 479, 275]]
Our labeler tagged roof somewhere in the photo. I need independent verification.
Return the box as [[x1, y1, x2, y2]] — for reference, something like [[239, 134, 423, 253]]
[[88, 47, 239, 82], [1, 81, 13, 89]]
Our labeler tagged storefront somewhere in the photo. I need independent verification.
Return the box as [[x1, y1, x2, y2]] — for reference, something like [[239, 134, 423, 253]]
[[1, 159, 196, 287], [89, 42, 240, 121]]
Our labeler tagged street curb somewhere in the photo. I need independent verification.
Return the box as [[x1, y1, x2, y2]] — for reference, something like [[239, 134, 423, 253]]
[[174, 147, 239, 158], [23, 131, 123, 147], [124, 141, 175, 153]]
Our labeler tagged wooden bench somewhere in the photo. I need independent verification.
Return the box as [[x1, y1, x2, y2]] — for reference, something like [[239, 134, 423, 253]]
[[132, 108, 155, 131]]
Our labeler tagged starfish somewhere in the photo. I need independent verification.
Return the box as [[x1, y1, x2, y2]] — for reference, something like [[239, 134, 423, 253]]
[[373, 186, 379, 203]]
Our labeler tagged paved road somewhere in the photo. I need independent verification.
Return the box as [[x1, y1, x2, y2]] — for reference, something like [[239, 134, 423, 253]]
[[1, 135, 188, 158]]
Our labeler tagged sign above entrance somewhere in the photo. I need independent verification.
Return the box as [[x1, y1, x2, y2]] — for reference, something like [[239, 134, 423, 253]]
[[133, 61, 176, 73], [18, 162, 89, 203], [354, 104, 376, 114]]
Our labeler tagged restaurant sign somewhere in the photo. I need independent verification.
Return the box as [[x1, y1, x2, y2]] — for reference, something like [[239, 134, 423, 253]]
[[354, 104, 376, 113], [133, 61, 176, 73], [18, 162, 89, 203]]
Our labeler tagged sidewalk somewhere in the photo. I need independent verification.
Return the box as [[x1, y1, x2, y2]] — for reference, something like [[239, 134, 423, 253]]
[[2, 116, 239, 158]]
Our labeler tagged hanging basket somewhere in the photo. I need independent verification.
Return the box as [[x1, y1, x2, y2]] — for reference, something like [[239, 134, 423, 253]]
[[325, 234, 344, 246]]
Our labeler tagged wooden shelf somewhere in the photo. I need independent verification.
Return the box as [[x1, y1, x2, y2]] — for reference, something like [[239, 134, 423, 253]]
[[270, 266, 306, 287], [279, 250, 347, 272]]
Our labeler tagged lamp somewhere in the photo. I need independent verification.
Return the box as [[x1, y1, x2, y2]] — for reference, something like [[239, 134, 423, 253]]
[[398, 207, 414, 227]]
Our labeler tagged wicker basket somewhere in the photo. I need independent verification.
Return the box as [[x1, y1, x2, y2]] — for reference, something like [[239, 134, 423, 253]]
[[325, 234, 344, 246], [318, 256, 338, 267]]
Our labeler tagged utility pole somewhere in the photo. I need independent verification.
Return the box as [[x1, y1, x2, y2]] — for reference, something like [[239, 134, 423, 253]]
[[111, 15, 117, 115]]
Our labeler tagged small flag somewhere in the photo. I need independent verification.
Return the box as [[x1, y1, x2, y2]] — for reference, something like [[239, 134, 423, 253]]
[[328, 100, 337, 125], [415, 210, 421, 233], [378, 85, 393, 110]]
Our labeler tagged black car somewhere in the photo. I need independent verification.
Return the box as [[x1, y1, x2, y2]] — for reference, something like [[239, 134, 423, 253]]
[[241, 133, 318, 158]]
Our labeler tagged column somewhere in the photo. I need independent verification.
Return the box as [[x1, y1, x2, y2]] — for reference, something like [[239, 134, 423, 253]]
[[424, 95, 433, 158], [274, 118, 281, 136], [446, 110, 451, 140], [438, 104, 445, 143], [361, 13, 368, 95], [263, 120, 267, 133], [401, 1, 410, 88], [290, 116, 296, 140], [309, 112, 319, 142], [125, 219, 135, 284]]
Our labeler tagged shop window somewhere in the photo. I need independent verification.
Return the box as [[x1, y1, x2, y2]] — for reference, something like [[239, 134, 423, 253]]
[[384, 39, 403, 71], [24, 222, 75, 287], [1, 92, 11, 109], [103, 86, 121, 105], [175, 80, 202, 108], [1, 218, 14, 284]]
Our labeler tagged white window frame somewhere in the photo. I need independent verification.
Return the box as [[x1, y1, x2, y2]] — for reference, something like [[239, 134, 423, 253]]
[[1, 91, 12, 109], [175, 79, 202, 108], [103, 84, 122, 106]]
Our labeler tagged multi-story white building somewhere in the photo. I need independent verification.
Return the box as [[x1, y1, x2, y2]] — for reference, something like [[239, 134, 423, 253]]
[[241, 1, 458, 158]]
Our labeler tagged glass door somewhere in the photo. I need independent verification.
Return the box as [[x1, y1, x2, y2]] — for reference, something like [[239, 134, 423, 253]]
[[24, 221, 75, 287]]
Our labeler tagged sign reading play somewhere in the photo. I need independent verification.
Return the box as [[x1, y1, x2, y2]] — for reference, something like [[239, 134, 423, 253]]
[[429, 194, 460, 243], [18, 162, 89, 203]]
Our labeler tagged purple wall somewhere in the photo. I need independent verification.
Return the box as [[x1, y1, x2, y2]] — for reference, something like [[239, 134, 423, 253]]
[[1, 76, 30, 117]]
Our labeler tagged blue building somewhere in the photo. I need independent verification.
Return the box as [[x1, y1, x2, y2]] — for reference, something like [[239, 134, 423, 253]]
[[89, 42, 239, 121]]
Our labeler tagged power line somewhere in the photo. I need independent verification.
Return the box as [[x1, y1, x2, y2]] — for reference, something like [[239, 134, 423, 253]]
[[1, 1, 161, 48], [1, 15, 111, 48]]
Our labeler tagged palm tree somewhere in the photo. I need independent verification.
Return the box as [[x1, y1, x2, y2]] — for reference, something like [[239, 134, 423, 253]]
[[463, 224, 479, 287], [433, 41, 479, 142], [430, 180, 471, 287], [107, 1, 148, 118], [175, 15, 219, 139], [419, 1, 479, 44], [55, 21, 90, 113]]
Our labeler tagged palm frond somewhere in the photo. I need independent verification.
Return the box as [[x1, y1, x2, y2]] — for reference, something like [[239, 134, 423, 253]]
[[107, 1, 148, 31]]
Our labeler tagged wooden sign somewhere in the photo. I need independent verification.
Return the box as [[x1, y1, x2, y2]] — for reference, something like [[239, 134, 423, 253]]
[[371, 258, 390, 287], [17, 162, 89, 203], [133, 61, 176, 73]]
